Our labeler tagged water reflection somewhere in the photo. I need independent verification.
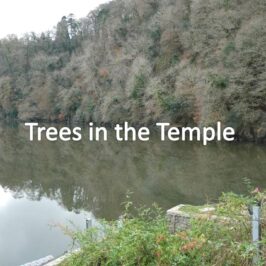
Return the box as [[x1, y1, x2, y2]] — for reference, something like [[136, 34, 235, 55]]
[[0, 186, 12, 208], [0, 185, 92, 266], [0, 123, 266, 265], [1, 124, 266, 218]]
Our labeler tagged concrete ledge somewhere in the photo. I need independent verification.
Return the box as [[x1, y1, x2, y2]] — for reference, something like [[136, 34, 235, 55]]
[[44, 250, 80, 266], [167, 204, 216, 233], [21, 256, 54, 266]]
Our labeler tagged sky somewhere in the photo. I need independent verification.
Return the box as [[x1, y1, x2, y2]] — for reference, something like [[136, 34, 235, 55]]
[[0, 0, 110, 38]]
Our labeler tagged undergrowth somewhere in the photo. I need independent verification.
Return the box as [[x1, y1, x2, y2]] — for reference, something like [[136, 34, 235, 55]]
[[61, 190, 266, 266]]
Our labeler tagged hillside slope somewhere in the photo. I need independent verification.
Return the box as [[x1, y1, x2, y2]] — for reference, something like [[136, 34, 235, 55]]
[[0, 0, 266, 141]]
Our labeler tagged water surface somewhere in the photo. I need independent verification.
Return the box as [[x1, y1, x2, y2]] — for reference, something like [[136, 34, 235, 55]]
[[0, 124, 266, 265]]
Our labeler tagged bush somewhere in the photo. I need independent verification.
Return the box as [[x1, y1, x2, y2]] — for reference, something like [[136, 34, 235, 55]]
[[61, 190, 266, 266], [116, 27, 128, 40], [131, 74, 147, 100], [150, 27, 161, 43], [147, 26, 161, 59], [157, 91, 194, 123], [209, 74, 229, 89], [223, 41, 236, 56]]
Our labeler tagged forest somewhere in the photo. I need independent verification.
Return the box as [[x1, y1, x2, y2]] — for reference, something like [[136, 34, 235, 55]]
[[0, 0, 265, 141]]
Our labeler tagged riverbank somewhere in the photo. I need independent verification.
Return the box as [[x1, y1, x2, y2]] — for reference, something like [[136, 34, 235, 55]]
[[1, 123, 266, 265], [58, 190, 265, 266]]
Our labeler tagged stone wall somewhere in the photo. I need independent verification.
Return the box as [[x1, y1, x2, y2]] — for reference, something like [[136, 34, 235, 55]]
[[167, 204, 216, 233]]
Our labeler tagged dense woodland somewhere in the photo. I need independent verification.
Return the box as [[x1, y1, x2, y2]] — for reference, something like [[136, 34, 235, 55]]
[[0, 0, 266, 141]]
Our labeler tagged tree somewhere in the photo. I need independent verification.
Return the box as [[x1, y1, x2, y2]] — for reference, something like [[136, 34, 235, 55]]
[[55, 16, 71, 52], [55, 14, 82, 54]]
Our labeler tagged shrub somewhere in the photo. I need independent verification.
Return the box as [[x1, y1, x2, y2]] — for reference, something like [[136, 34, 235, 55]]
[[223, 41, 236, 56], [131, 74, 147, 100], [209, 74, 229, 89], [157, 91, 194, 122], [155, 53, 180, 72], [150, 27, 161, 43], [87, 99, 95, 114], [116, 27, 128, 40], [61, 190, 266, 266], [147, 26, 161, 59]]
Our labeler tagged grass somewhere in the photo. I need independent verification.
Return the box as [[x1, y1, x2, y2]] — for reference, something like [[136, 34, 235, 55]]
[[179, 204, 215, 214], [60, 190, 266, 266]]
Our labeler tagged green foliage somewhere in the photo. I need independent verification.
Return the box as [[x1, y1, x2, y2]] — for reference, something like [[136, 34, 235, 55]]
[[147, 26, 161, 59], [216, 192, 253, 216], [61, 191, 266, 266], [55, 14, 83, 54], [171, 54, 180, 65], [222, 41, 237, 68], [147, 44, 160, 59], [149, 1, 159, 13], [209, 74, 229, 89], [0, 0, 265, 139], [150, 27, 161, 43], [4, 106, 18, 120], [154, 54, 178, 72], [131, 74, 147, 100], [61, 88, 82, 117], [223, 41, 236, 56], [157, 92, 192, 119], [157, 91, 195, 124], [121, 14, 132, 24], [223, 0, 232, 10], [88, 99, 95, 114], [116, 27, 128, 40], [96, 7, 109, 25]]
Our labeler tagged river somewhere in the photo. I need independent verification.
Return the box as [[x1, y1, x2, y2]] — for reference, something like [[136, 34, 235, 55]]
[[0, 123, 266, 265]]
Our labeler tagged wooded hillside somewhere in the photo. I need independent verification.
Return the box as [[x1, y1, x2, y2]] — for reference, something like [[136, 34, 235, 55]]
[[0, 0, 265, 141]]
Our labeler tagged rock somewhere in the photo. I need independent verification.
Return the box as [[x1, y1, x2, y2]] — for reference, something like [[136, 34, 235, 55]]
[[167, 205, 192, 233], [167, 204, 216, 233]]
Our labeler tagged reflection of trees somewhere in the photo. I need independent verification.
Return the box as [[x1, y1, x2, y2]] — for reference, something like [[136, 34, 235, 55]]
[[0, 124, 266, 220]]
